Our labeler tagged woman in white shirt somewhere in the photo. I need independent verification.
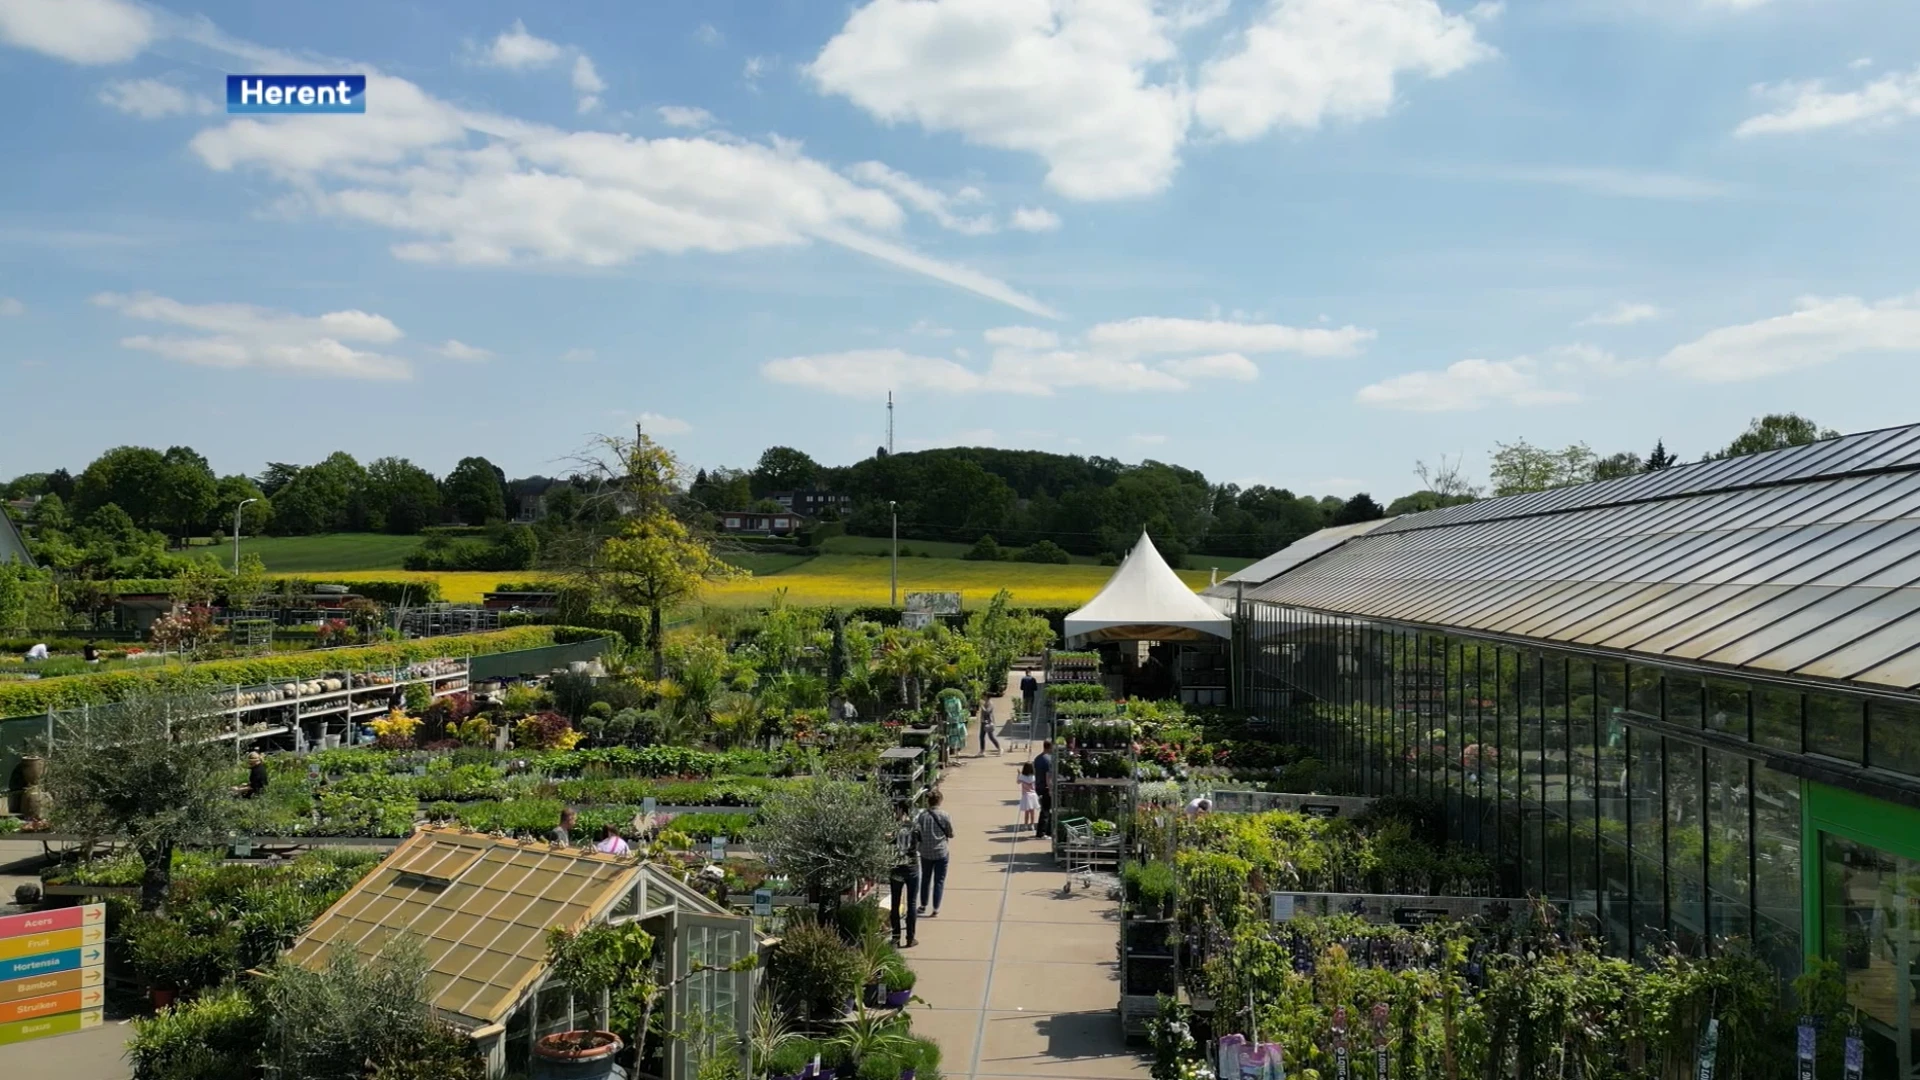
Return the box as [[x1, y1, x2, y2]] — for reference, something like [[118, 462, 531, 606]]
[[594, 823, 631, 856]]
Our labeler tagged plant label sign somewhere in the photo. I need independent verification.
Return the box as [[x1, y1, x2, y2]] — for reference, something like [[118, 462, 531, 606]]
[[1270, 893, 1296, 922], [1844, 1028, 1863, 1080], [1796, 1018, 1816, 1080], [1372, 1003, 1389, 1077], [710, 836, 727, 861], [642, 797, 657, 818], [1331, 1006, 1348, 1080], [1299, 804, 1341, 819], [753, 889, 774, 916], [1694, 1017, 1717, 1080]]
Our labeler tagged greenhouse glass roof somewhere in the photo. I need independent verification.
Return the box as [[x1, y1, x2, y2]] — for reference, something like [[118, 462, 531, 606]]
[[1238, 424, 1920, 692], [286, 827, 641, 1028]]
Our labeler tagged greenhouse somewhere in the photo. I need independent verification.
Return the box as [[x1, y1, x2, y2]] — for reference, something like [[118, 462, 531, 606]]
[[1206, 423, 1920, 1073]]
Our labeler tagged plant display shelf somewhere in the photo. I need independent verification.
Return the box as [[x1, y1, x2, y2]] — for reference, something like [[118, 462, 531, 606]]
[[877, 746, 930, 806], [1204, 790, 1375, 818], [1118, 909, 1177, 1041]]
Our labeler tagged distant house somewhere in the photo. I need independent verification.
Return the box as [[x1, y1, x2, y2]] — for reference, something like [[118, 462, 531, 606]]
[[718, 510, 804, 536], [769, 490, 850, 517]]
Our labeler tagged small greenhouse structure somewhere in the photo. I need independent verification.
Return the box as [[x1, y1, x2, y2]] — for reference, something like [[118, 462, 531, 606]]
[[287, 827, 757, 1079]]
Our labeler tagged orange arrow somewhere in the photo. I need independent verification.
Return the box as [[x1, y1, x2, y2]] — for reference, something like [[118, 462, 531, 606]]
[[81, 990, 100, 1005], [80, 906, 103, 925]]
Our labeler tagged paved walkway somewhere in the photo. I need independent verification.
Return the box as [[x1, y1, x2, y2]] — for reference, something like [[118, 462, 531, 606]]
[[903, 695, 1148, 1080]]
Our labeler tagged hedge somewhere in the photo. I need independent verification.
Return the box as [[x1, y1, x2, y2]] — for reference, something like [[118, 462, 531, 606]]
[[95, 577, 444, 605], [0, 625, 607, 717]]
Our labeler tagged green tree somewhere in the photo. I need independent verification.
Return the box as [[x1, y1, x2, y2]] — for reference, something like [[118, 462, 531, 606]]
[[1017, 539, 1071, 564], [964, 534, 1005, 561], [593, 509, 747, 678], [442, 456, 507, 525], [1591, 451, 1644, 481], [38, 691, 235, 911], [365, 457, 443, 533], [689, 467, 753, 511], [751, 779, 897, 909], [751, 446, 822, 496], [211, 475, 271, 536], [1488, 439, 1597, 496], [1331, 492, 1385, 526], [267, 453, 366, 535], [73, 445, 171, 531], [158, 446, 219, 543], [263, 936, 482, 1080], [1645, 439, 1678, 471], [1711, 413, 1840, 460]]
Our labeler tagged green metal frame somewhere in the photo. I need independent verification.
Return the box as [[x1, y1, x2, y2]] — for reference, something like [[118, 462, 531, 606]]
[[1800, 780, 1920, 973]]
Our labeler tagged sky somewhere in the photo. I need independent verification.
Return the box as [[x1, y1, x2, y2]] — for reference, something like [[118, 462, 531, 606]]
[[2, 0, 1919, 502]]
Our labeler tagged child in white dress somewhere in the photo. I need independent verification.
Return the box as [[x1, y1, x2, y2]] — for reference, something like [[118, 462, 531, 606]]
[[1017, 762, 1039, 828]]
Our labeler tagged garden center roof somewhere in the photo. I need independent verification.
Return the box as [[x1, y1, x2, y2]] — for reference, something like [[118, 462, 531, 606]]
[[287, 827, 646, 1029], [0, 510, 32, 567], [1210, 518, 1398, 592], [1227, 423, 1920, 693], [1065, 532, 1232, 645]]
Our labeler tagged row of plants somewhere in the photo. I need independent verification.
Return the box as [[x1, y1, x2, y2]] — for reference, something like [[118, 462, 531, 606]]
[[0, 624, 600, 715]]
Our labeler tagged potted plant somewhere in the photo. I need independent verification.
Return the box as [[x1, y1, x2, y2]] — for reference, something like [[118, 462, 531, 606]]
[[881, 964, 917, 1009], [532, 1030, 624, 1079]]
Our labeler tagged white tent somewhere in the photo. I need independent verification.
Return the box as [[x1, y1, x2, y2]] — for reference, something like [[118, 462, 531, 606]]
[[1064, 533, 1233, 646]]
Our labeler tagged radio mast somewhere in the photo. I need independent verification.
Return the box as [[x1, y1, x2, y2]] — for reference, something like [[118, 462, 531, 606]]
[[886, 391, 894, 455]]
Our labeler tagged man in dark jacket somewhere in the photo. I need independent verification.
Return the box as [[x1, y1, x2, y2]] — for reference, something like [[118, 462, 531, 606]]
[[1033, 741, 1053, 838], [1019, 671, 1038, 719]]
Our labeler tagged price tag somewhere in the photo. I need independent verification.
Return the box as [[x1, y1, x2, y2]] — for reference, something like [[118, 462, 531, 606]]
[[710, 835, 727, 861], [1695, 1017, 1718, 1080], [753, 889, 774, 916]]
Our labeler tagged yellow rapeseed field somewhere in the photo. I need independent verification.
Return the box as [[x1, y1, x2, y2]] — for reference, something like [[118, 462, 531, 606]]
[[313, 555, 1214, 609]]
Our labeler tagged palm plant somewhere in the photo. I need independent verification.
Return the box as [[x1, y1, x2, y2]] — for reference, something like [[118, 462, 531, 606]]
[[830, 1001, 912, 1068], [748, 997, 800, 1076]]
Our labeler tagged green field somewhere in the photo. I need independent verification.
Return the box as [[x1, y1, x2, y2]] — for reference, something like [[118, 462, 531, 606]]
[[236, 533, 422, 572], [819, 533, 1258, 572]]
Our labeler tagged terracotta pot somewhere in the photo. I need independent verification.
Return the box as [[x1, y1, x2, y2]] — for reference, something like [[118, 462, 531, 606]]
[[150, 987, 176, 1010], [531, 1030, 623, 1080]]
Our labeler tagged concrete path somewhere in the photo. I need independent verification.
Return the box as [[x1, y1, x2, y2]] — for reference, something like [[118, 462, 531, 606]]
[[904, 696, 1148, 1080]]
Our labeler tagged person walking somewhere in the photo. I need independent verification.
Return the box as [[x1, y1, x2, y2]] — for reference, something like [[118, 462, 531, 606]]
[[1020, 669, 1038, 721], [915, 790, 954, 918], [1033, 740, 1054, 839], [888, 803, 920, 948], [978, 698, 1000, 756], [1017, 762, 1039, 831]]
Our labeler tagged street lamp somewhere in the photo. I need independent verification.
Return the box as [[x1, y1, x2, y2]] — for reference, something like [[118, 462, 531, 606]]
[[233, 498, 258, 572], [889, 500, 898, 607]]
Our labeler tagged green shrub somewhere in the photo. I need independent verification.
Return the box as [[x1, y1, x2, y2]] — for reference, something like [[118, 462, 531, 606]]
[[127, 913, 241, 994], [1017, 540, 1072, 564], [768, 919, 865, 1023], [129, 984, 265, 1080], [963, 535, 1004, 561], [1046, 682, 1109, 703]]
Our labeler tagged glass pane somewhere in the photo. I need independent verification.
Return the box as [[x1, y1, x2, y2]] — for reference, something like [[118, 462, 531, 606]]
[[1807, 692, 1865, 763], [1666, 674, 1704, 729], [1754, 687, 1803, 753], [1596, 661, 1632, 956], [1628, 728, 1666, 960], [1666, 742, 1706, 956], [1870, 699, 1920, 778], [1567, 660, 1600, 926], [1706, 750, 1751, 944], [1707, 679, 1750, 740], [1753, 764, 1802, 978], [1822, 834, 1920, 1075]]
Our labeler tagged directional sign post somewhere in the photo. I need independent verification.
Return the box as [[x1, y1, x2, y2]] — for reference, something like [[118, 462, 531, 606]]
[[0, 905, 105, 1047]]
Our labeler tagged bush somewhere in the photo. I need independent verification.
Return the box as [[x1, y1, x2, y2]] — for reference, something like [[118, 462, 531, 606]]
[[127, 913, 240, 994], [129, 984, 265, 1080], [767, 919, 865, 1022], [514, 711, 583, 751], [1017, 539, 1071, 564], [404, 524, 539, 572], [963, 535, 1004, 561]]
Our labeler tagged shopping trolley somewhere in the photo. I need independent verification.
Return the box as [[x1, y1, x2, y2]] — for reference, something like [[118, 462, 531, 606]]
[[1056, 816, 1122, 897]]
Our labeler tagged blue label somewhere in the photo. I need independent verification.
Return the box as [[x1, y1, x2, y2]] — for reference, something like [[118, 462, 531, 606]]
[[3, 948, 82, 979], [226, 75, 366, 114]]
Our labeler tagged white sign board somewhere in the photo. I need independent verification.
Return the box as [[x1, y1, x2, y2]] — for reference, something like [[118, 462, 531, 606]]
[[904, 591, 962, 615]]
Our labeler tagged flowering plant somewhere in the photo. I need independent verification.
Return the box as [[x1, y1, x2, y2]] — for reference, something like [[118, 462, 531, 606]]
[[370, 708, 421, 749], [515, 710, 584, 751]]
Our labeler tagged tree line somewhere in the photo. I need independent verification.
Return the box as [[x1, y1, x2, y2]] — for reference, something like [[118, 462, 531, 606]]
[[3, 412, 1842, 574]]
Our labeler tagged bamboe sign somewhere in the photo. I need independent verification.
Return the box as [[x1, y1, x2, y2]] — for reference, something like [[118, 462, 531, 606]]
[[1796, 1018, 1816, 1080], [1694, 1017, 1717, 1080]]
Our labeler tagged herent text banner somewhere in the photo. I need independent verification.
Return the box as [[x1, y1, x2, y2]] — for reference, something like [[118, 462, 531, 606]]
[[226, 75, 366, 114]]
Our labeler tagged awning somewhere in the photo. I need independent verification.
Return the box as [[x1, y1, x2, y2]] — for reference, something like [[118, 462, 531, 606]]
[[1064, 533, 1232, 646]]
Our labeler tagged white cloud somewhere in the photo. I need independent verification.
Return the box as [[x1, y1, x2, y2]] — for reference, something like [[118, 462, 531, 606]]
[[560, 347, 596, 363], [98, 78, 215, 118], [694, 23, 722, 46], [1010, 206, 1062, 232], [1130, 433, 1169, 445], [187, 70, 1057, 317], [0, 0, 154, 64], [638, 411, 692, 435], [984, 326, 1060, 350], [1658, 291, 1920, 382], [1577, 302, 1663, 327], [1193, 0, 1494, 142], [1356, 357, 1579, 411], [572, 55, 605, 112], [846, 161, 997, 235], [1851, 57, 1874, 71], [1086, 315, 1373, 357], [0, 297, 22, 316], [92, 291, 411, 380], [658, 105, 716, 129], [1432, 163, 1732, 200], [908, 319, 954, 337], [477, 19, 564, 70], [1162, 352, 1258, 380], [809, 0, 1489, 201], [1736, 66, 1920, 137], [743, 56, 769, 83], [763, 348, 987, 398], [435, 339, 492, 361]]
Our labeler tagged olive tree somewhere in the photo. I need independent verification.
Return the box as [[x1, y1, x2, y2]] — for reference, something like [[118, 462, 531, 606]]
[[751, 780, 897, 911]]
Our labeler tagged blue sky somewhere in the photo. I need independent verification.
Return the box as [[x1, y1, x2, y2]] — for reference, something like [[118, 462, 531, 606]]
[[2, 0, 1918, 501]]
